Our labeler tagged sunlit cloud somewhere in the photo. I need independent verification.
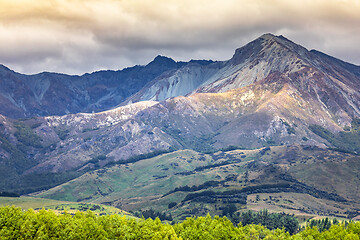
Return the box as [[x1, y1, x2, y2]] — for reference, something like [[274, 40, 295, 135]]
[[0, 0, 359, 74]]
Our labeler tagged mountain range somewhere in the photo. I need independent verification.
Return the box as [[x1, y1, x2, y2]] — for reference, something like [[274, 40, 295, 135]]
[[1, 33, 360, 220]]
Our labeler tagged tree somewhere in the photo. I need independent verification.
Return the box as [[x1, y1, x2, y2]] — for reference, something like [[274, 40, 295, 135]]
[[222, 204, 237, 217]]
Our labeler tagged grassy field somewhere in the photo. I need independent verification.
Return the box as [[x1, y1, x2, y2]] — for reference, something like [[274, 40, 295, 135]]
[[36, 149, 255, 202], [0, 196, 131, 216]]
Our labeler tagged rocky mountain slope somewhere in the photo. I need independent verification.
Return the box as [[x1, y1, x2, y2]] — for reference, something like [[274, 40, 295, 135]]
[[15, 78, 359, 177], [3, 34, 359, 122], [0, 56, 184, 118], [125, 34, 360, 125]]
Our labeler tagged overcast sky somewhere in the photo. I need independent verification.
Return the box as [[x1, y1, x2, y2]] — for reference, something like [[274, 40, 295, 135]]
[[0, 0, 359, 75]]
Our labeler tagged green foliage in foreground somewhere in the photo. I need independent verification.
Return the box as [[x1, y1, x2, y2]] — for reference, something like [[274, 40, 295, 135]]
[[1, 206, 360, 240]]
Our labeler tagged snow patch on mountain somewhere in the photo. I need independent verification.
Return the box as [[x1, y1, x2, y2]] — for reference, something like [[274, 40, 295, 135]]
[[45, 101, 158, 130]]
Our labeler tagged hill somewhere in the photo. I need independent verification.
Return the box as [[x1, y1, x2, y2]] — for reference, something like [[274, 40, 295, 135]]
[[35, 146, 360, 220]]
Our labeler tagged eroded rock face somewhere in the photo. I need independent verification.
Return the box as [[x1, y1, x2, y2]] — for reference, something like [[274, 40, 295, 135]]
[[20, 78, 353, 174], [124, 34, 360, 126]]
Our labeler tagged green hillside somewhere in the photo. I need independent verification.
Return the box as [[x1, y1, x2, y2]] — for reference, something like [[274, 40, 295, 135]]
[[36, 145, 360, 221]]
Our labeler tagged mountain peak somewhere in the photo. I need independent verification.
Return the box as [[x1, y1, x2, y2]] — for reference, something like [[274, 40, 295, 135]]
[[259, 33, 276, 39], [259, 33, 307, 54], [231, 33, 308, 65], [147, 55, 176, 67], [258, 33, 292, 44]]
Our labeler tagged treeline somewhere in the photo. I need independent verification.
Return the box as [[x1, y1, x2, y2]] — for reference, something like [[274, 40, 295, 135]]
[[175, 159, 239, 176], [183, 190, 247, 204], [179, 181, 346, 206], [230, 209, 299, 234], [167, 181, 346, 207], [0, 192, 20, 197], [104, 148, 176, 168], [1, 206, 360, 239], [134, 208, 173, 221], [163, 180, 224, 197], [306, 218, 334, 232]]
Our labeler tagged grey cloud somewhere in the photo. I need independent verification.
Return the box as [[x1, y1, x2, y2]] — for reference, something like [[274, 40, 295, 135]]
[[0, 0, 359, 75]]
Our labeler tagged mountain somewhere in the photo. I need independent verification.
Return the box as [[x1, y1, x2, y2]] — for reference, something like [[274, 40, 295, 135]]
[[0, 55, 183, 118], [1, 33, 360, 219], [1, 33, 359, 123], [124, 34, 360, 127], [2, 33, 360, 176]]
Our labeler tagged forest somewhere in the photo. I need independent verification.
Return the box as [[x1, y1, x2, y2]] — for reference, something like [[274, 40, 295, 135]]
[[1, 206, 360, 239]]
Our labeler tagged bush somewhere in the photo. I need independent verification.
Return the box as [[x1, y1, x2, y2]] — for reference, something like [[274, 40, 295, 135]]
[[14, 122, 42, 148], [168, 202, 177, 209]]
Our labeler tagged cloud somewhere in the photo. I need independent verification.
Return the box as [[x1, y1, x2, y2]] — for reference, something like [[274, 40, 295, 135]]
[[0, 0, 359, 74]]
